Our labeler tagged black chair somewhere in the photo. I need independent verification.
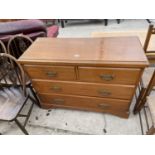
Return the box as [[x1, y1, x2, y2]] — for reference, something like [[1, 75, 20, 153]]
[[104, 19, 121, 26], [58, 19, 120, 28]]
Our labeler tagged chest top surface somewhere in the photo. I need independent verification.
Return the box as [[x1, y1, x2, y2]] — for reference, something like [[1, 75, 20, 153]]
[[18, 37, 149, 67]]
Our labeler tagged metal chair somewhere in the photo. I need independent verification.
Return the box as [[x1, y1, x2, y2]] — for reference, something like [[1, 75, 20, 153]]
[[104, 19, 121, 26], [133, 25, 155, 134], [7, 35, 41, 107], [7, 34, 33, 59], [0, 53, 36, 135], [134, 70, 155, 134], [134, 24, 155, 114]]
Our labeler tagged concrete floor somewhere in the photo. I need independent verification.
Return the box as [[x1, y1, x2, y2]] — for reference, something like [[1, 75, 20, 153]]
[[58, 19, 149, 37], [0, 19, 153, 135]]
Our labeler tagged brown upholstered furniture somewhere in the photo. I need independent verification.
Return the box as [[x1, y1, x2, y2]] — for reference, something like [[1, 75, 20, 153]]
[[0, 19, 59, 46]]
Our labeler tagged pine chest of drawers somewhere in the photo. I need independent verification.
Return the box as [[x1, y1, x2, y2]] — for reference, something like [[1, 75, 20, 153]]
[[18, 37, 149, 118]]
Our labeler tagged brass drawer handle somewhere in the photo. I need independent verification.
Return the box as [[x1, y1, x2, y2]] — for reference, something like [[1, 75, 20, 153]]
[[100, 74, 114, 81], [52, 98, 65, 104], [98, 103, 110, 109], [98, 90, 111, 96], [46, 71, 57, 77], [51, 86, 62, 91]]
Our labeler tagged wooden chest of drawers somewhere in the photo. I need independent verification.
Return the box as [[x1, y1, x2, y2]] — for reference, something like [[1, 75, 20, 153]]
[[18, 37, 149, 118]]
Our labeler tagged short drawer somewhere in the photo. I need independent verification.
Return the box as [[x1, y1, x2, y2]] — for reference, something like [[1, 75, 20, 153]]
[[33, 80, 135, 100], [24, 65, 76, 81], [38, 93, 130, 112], [78, 67, 141, 85]]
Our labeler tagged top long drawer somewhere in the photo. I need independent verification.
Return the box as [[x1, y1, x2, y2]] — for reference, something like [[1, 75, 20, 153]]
[[78, 67, 141, 85], [23, 65, 76, 81]]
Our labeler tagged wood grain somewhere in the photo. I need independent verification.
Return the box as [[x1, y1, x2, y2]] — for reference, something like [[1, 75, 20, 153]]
[[78, 67, 141, 85], [39, 93, 130, 111], [91, 30, 155, 51], [32, 80, 135, 100], [24, 65, 76, 81], [18, 37, 149, 67], [39, 93, 130, 118]]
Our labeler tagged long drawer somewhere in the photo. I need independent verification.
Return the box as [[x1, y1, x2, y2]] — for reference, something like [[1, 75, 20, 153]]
[[78, 67, 141, 85], [38, 93, 130, 111], [32, 80, 135, 100], [24, 65, 76, 81]]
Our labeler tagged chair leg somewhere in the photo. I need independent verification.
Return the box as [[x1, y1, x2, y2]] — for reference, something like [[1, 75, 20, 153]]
[[23, 100, 34, 127], [146, 19, 151, 24], [28, 84, 41, 107], [135, 99, 147, 114], [60, 20, 64, 28], [14, 95, 35, 135], [116, 19, 120, 24], [133, 88, 146, 114], [104, 19, 108, 26], [15, 119, 29, 135], [146, 126, 155, 135]]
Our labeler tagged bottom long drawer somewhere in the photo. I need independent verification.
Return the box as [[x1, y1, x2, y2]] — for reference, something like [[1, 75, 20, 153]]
[[38, 93, 131, 118]]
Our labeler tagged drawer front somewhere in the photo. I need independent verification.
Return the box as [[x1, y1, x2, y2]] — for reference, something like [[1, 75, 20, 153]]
[[78, 67, 141, 85], [38, 93, 130, 112], [24, 65, 76, 81], [33, 80, 135, 100], [42, 103, 129, 118]]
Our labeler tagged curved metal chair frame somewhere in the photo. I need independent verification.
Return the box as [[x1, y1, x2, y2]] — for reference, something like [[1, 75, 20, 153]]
[[7, 34, 33, 59], [0, 40, 7, 53], [7, 35, 40, 107], [0, 53, 36, 135]]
